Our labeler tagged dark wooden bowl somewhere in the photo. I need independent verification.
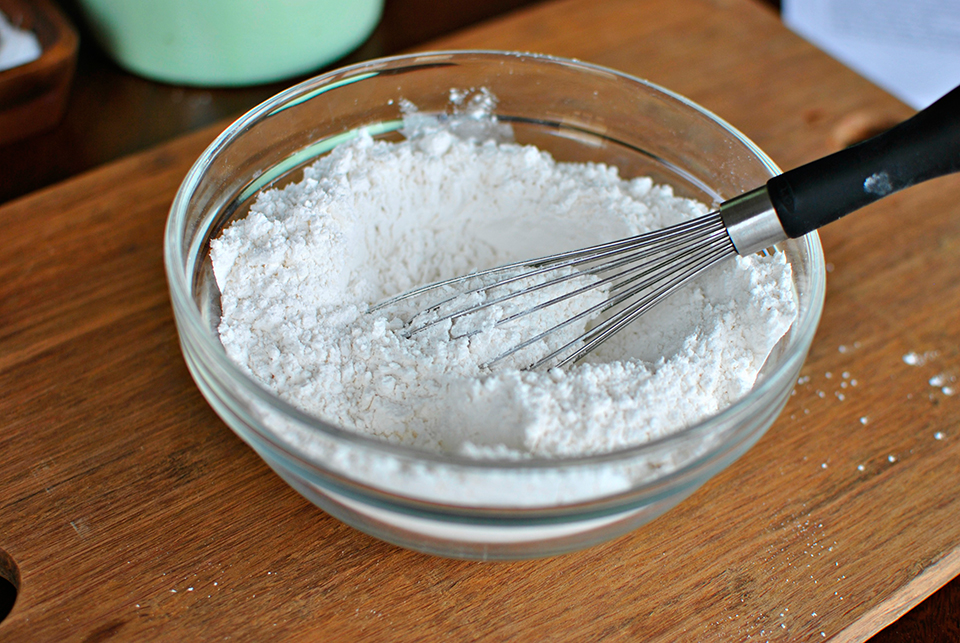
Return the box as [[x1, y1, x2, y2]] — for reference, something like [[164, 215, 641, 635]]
[[0, 0, 78, 146]]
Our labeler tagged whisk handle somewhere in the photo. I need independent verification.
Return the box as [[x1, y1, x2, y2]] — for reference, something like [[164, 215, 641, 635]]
[[767, 83, 960, 238]]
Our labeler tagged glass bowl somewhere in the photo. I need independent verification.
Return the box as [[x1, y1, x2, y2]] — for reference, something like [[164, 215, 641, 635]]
[[165, 51, 825, 560]]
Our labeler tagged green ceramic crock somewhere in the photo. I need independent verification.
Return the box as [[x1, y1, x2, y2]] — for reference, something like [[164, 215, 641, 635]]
[[76, 0, 383, 86]]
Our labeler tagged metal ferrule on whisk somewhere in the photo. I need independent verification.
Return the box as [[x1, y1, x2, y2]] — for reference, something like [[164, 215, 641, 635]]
[[719, 186, 788, 256]]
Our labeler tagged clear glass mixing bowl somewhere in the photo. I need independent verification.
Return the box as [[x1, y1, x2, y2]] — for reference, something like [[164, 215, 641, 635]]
[[165, 51, 825, 560]]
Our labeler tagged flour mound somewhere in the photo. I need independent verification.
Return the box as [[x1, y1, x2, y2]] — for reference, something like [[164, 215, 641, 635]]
[[212, 125, 798, 458]]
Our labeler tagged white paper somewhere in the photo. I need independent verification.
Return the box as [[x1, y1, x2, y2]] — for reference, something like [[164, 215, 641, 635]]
[[783, 0, 960, 108]]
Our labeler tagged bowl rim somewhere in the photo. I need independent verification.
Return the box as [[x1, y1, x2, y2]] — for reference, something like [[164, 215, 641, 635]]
[[164, 49, 826, 475]]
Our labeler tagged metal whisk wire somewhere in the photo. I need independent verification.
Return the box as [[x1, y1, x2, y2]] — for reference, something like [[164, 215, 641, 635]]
[[495, 218, 735, 370], [371, 81, 960, 370], [371, 212, 737, 370]]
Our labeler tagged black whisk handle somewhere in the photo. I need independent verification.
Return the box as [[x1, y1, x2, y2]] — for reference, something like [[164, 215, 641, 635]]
[[767, 83, 960, 239]]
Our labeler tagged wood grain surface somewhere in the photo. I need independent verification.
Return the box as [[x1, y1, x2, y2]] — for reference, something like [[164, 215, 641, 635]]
[[2, 0, 959, 640]]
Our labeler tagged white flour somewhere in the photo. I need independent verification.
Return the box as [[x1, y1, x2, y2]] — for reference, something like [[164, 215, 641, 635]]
[[212, 113, 798, 460], [0, 11, 41, 72]]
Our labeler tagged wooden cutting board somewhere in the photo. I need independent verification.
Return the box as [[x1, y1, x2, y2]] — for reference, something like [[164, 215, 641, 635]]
[[2, 0, 958, 640]]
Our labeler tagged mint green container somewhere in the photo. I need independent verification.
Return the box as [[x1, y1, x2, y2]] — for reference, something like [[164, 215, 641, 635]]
[[75, 0, 383, 86]]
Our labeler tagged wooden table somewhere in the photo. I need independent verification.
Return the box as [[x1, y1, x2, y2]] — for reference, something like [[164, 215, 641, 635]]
[[2, 0, 959, 640]]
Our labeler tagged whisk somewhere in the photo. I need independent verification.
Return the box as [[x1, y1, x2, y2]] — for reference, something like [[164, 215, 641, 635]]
[[373, 84, 960, 370]]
